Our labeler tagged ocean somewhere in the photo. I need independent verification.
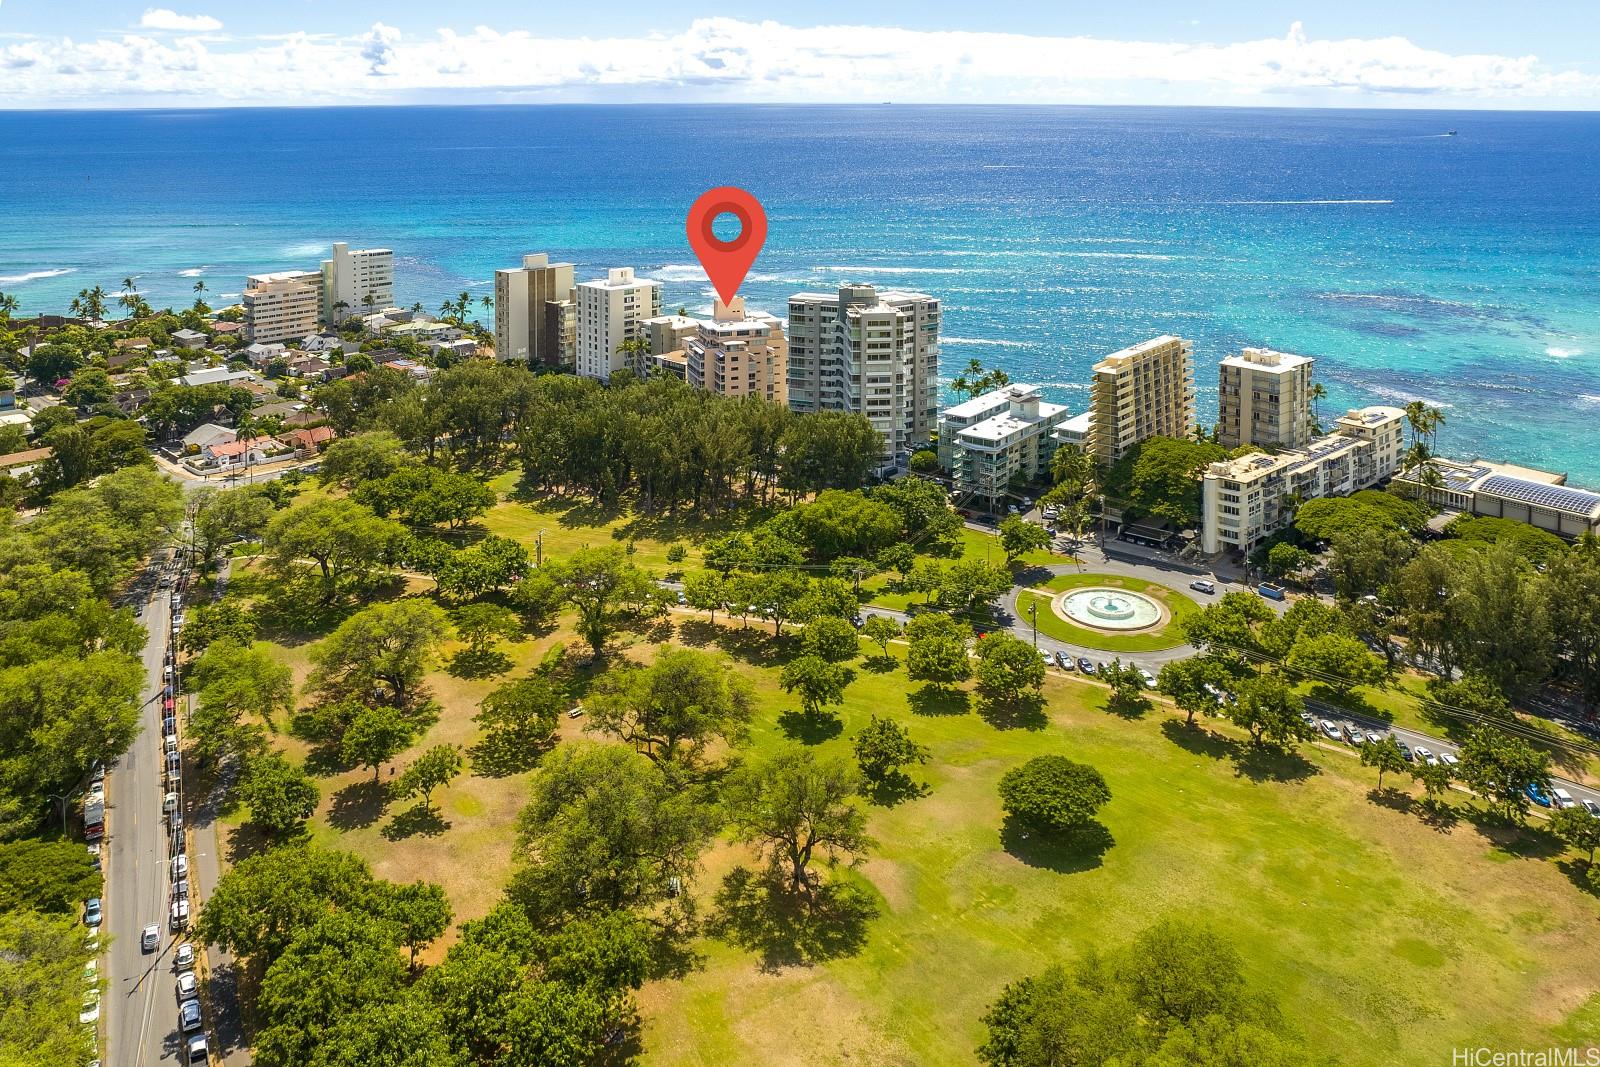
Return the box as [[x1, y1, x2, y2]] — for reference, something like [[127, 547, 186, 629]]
[[2, 104, 1598, 479]]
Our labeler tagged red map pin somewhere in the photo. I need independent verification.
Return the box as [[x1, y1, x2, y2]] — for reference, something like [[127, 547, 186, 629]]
[[686, 187, 767, 306]]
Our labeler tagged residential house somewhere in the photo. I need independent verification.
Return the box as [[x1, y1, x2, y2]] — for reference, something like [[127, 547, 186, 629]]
[[203, 435, 287, 469], [283, 425, 336, 454], [172, 329, 209, 350], [183, 423, 237, 453]]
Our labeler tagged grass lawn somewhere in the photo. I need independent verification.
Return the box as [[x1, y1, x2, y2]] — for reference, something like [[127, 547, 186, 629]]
[[1012, 572, 1198, 653], [479, 472, 770, 575], [631, 626, 1600, 1066]]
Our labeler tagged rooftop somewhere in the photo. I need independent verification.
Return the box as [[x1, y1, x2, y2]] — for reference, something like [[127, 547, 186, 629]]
[[1475, 475, 1600, 518]]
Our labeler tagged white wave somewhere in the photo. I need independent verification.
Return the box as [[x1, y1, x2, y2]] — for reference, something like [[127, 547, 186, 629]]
[[942, 337, 1032, 348], [1576, 395, 1600, 409], [814, 265, 966, 274], [1546, 346, 1584, 358], [1364, 384, 1454, 409], [280, 242, 327, 258], [0, 267, 74, 284], [1221, 199, 1394, 205], [646, 264, 708, 282], [178, 267, 207, 278], [216, 293, 241, 301]]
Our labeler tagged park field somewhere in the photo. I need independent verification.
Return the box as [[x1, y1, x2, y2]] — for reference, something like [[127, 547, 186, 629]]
[[216, 577, 1600, 1064], [210, 490, 1600, 1064]]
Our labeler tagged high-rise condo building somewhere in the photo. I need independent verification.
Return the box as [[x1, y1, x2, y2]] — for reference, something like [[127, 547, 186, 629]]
[[575, 267, 662, 382], [939, 384, 1072, 514], [320, 242, 394, 323], [684, 297, 788, 403], [786, 283, 940, 461], [494, 253, 577, 367], [242, 270, 323, 344], [1086, 335, 1195, 463], [1217, 347, 1316, 451]]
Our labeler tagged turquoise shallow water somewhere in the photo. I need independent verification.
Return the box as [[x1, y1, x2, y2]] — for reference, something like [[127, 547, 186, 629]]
[[1, 104, 1597, 479]]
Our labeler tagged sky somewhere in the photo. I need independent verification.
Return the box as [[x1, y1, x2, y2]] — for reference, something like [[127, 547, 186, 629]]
[[1, 1, 1597, 109]]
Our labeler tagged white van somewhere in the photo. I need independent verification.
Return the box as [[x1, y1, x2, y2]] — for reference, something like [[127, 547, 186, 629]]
[[1552, 787, 1577, 810]]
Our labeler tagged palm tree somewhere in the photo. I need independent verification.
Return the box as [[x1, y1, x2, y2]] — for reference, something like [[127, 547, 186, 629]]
[[1403, 400, 1426, 454], [362, 291, 377, 313], [85, 286, 108, 319], [333, 300, 350, 323], [615, 336, 652, 376], [456, 291, 472, 320], [119, 277, 138, 317], [411, 302, 423, 314], [0, 291, 18, 320], [1425, 406, 1446, 455], [479, 295, 493, 319]]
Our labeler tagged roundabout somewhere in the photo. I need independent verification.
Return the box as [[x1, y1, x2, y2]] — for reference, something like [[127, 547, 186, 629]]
[[1014, 572, 1198, 653]]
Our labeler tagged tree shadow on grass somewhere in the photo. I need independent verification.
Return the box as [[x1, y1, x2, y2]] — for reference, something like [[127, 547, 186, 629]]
[[860, 654, 898, 674], [1416, 799, 1460, 832], [446, 646, 513, 679], [675, 618, 720, 648], [1012, 563, 1054, 589], [1160, 719, 1241, 761], [706, 866, 877, 973], [1000, 817, 1113, 874], [1365, 786, 1417, 815], [777, 708, 844, 745], [1556, 858, 1600, 898], [327, 778, 387, 831], [977, 694, 1048, 731], [223, 822, 273, 866], [382, 802, 450, 841], [469, 732, 550, 779], [1232, 743, 1318, 784], [1462, 808, 1565, 860], [866, 770, 930, 808], [908, 685, 971, 717]]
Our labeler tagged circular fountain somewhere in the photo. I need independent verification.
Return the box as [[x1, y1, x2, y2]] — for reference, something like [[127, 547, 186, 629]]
[[1058, 587, 1165, 632]]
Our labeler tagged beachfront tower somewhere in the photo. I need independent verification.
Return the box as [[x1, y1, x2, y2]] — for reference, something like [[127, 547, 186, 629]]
[[1086, 335, 1196, 463], [1217, 347, 1316, 451]]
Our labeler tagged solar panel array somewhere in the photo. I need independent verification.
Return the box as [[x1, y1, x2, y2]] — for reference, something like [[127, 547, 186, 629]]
[[1476, 475, 1600, 516]]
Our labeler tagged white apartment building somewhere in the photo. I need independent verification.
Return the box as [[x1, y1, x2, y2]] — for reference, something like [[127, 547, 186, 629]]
[[786, 284, 940, 461], [1217, 347, 1316, 451], [242, 270, 322, 344], [1393, 458, 1600, 540], [1200, 405, 1406, 555], [575, 267, 662, 382], [683, 298, 787, 403], [321, 242, 395, 323], [939, 384, 1072, 514], [1087, 335, 1196, 463], [494, 253, 576, 367]]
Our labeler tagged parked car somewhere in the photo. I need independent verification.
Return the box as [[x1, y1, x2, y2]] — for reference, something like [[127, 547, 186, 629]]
[[1414, 746, 1438, 766], [1553, 787, 1578, 810], [1365, 731, 1385, 745], [176, 972, 198, 1001], [1038, 649, 1052, 665], [1138, 668, 1157, 689], [1342, 723, 1365, 745], [185, 1035, 210, 1065], [1582, 799, 1600, 817], [142, 924, 161, 953], [1438, 751, 1460, 768], [1054, 651, 1073, 671], [1396, 739, 1413, 761], [179, 997, 203, 1033], [1527, 782, 1553, 808], [1319, 720, 1342, 741], [162, 715, 177, 737], [79, 990, 100, 1025], [171, 854, 188, 880], [1078, 658, 1096, 675], [83, 898, 102, 927], [86, 843, 101, 871], [169, 899, 190, 931], [1189, 579, 1216, 595], [171, 879, 189, 903], [849, 613, 864, 628], [173, 943, 195, 972]]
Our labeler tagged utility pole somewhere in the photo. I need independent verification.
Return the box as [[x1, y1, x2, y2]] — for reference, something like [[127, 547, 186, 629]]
[[1029, 600, 1038, 650], [536, 530, 544, 568]]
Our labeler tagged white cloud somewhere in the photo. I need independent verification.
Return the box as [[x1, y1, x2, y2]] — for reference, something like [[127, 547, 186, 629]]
[[2, 18, 1596, 107], [139, 9, 222, 33]]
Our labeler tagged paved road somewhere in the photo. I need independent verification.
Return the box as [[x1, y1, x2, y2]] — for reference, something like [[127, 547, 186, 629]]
[[106, 571, 183, 1067]]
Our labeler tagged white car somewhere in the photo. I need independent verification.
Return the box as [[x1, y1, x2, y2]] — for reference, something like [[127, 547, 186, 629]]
[[1438, 751, 1460, 768], [169, 898, 190, 931], [1188, 579, 1217, 595], [1582, 799, 1600, 817], [171, 854, 188, 880], [175, 972, 198, 1001], [1553, 787, 1578, 810], [174, 943, 195, 972], [185, 1035, 210, 1065], [79, 990, 100, 1025], [1138, 668, 1157, 690], [1414, 747, 1438, 766], [1365, 731, 1385, 745], [179, 997, 203, 1033], [1319, 720, 1342, 740]]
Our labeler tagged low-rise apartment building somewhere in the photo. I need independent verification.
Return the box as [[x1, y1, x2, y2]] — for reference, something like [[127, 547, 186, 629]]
[[1199, 405, 1406, 555], [939, 384, 1072, 514]]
